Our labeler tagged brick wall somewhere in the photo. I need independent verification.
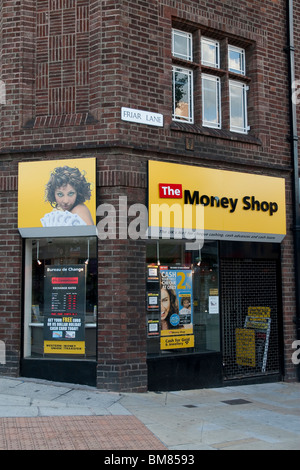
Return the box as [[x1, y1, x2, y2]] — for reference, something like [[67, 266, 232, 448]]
[[0, 0, 298, 388], [0, 165, 21, 377], [97, 153, 148, 391], [0, 0, 291, 163]]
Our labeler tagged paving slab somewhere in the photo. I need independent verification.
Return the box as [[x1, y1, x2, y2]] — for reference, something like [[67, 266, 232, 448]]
[[0, 376, 299, 450], [0, 416, 166, 450]]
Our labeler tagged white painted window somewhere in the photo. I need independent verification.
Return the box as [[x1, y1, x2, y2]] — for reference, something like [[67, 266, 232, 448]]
[[172, 29, 193, 62], [228, 45, 245, 75], [229, 81, 249, 134], [172, 66, 194, 123], [201, 37, 220, 68], [202, 74, 221, 129]]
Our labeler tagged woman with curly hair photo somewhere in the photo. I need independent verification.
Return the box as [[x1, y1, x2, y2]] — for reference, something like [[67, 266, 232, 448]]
[[41, 165, 94, 227]]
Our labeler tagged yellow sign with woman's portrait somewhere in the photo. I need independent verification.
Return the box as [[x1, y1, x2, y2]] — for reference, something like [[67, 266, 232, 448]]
[[18, 158, 96, 237]]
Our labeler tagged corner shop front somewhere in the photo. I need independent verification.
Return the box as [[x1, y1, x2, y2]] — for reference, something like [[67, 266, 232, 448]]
[[18, 157, 287, 390], [145, 161, 286, 390]]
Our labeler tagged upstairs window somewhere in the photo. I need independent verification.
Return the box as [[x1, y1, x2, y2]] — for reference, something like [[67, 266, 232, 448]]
[[201, 37, 220, 68], [202, 75, 221, 129], [171, 28, 251, 135], [228, 45, 245, 75], [172, 29, 193, 61], [229, 81, 249, 133], [172, 67, 194, 123]]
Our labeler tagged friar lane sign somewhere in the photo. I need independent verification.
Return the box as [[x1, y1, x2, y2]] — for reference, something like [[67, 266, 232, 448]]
[[121, 107, 164, 127]]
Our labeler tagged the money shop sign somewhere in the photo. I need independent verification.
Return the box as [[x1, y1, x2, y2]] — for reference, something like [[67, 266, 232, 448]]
[[148, 161, 286, 243]]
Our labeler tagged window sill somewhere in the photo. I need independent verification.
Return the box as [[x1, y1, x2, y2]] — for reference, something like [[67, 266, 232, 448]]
[[170, 121, 262, 146]]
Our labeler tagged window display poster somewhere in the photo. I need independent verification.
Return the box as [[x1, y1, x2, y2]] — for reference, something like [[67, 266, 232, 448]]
[[160, 267, 194, 349], [44, 264, 86, 354], [147, 320, 160, 336], [147, 292, 159, 310]]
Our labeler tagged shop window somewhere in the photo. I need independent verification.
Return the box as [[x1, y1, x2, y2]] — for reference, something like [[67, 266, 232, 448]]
[[146, 240, 220, 357], [23, 237, 97, 360]]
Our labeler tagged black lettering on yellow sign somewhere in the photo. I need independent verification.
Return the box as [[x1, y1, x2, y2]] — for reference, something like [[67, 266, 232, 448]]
[[242, 196, 278, 216], [184, 190, 279, 216]]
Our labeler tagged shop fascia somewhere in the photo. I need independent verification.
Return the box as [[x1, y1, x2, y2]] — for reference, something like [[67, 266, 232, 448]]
[[147, 161, 286, 244]]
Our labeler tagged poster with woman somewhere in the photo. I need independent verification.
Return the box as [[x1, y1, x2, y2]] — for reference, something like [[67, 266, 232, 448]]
[[18, 157, 96, 237], [160, 266, 194, 349]]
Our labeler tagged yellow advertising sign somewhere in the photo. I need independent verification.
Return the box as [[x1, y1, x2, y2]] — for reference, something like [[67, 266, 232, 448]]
[[18, 157, 96, 237], [160, 326, 193, 336], [160, 335, 194, 350], [148, 161, 286, 242], [44, 341, 85, 354], [248, 306, 271, 318], [235, 328, 256, 367]]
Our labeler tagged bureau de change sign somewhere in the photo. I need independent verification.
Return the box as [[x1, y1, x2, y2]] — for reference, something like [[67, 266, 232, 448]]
[[44, 265, 86, 354]]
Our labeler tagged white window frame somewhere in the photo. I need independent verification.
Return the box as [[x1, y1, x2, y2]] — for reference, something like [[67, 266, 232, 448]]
[[229, 80, 249, 134], [172, 66, 194, 124], [202, 74, 221, 129], [172, 29, 193, 62], [201, 37, 220, 68], [228, 45, 246, 75]]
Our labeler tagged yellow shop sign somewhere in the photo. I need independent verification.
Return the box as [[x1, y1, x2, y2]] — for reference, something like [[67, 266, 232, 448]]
[[148, 161, 286, 243]]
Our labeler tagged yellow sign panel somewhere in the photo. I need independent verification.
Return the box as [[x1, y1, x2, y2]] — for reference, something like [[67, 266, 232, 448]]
[[160, 335, 194, 350], [248, 306, 271, 318], [148, 160, 286, 242], [44, 341, 85, 354], [18, 157, 96, 235], [235, 328, 256, 367]]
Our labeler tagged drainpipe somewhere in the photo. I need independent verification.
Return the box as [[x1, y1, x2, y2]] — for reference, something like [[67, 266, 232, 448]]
[[286, 0, 300, 380]]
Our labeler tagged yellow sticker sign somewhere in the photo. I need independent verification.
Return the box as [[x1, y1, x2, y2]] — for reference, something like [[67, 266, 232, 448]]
[[235, 328, 256, 367], [160, 335, 194, 350], [44, 341, 85, 354]]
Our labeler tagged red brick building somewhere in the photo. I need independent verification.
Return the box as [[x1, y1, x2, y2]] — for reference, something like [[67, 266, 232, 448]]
[[0, 0, 299, 391]]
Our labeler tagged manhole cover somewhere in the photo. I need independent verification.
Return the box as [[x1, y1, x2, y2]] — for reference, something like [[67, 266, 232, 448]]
[[221, 399, 252, 405], [183, 404, 198, 408]]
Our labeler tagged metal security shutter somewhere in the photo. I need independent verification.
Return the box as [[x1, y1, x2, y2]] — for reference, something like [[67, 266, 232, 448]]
[[221, 258, 280, 380]]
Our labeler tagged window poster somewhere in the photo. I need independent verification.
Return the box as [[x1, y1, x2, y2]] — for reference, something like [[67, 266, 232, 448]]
[[43, 264, 86, 354], [147, 320, 160, 336], [147, 265, 159, 281], [147, 292, 159, 310], [160, 267, 194, 349]]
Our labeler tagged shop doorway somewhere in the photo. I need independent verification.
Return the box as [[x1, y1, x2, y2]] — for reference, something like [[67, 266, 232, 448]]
[[220, 253, 283, 382]]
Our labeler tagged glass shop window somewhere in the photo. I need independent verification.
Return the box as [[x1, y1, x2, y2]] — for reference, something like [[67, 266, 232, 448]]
[[23, 237, 97, 359], [146, 240, 220, 356]]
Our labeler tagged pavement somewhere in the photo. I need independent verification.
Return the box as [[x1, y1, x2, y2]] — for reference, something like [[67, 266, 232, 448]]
[[0, 376, 299, 451]]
